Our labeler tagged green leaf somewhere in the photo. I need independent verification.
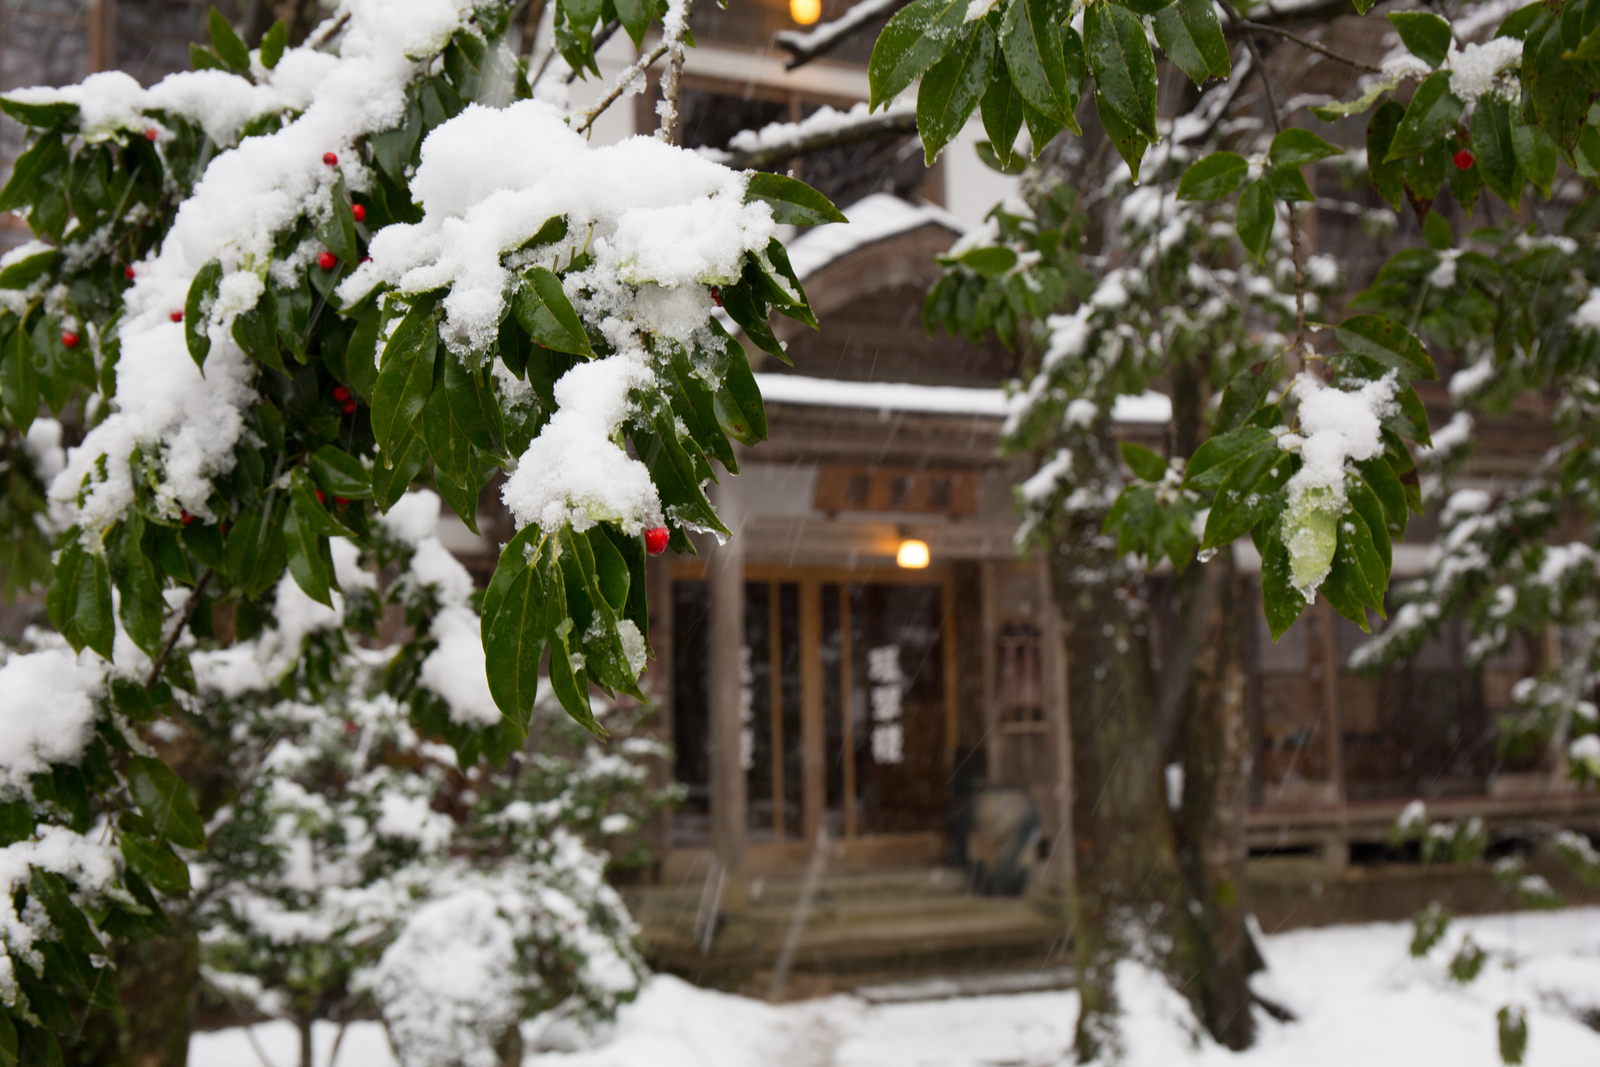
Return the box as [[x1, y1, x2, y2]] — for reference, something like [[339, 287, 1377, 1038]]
[[1511, 113, 1558, 198], [1184, 426, 1275, 490], [1384, 72, 1463, 161], [128, 755, 205, 850], [1153, 0, 1229, 85], [0, 95, 77, 128], [189, 42, 227, 71], [1002, 0, 1076, 124], [311, 445, 373, 499], [1422, 210, 1453, 250], [719, 277, 786, 362], [917, 22, 995, 164], [184, 260, 223, 369], [208, 7, 252, 71], [322, 172, 360, 266], [52, 542, 114, 660], [1387, 12, 1453, 67], [1312, 72, 1403, 122], [612, 0, 655, 47], [1366, 100, 1407, 209], [1264, 165, 1315, 202], [744, 171, 848, 225], [957, 245, 1020, 276], [869, 0, 968, 109], [980, 57, 1028, 172], [0, 246, 58, 290], [1269, 128, 1343, 169], [1120, 441, 1168, 482], [285, 496, 335, 608], [231, 281, 282, 373], [709, 322, 767, 446], [120, 833, 191, 897], [485, 541, 550, 731], [1525, 13, 1588, 150], [1260, 533, 1308, 640], [259, 19, 288, 68], [0, 132, 66, 214], [1176, 152, 1248, 200], [1203, 452, 1293, 548], [1335, 315, 1437, 379], [1086, 0, 1160, 142], [423, 356, 500, 528], [513, 267, 593, 356], [2, 324, 39, 433], [373, 428, 429, 511], [1497, 2, 1542, 39], [114, 517, 165, 657], [1095, 91, 1148, 182], [372, 294, 441, 453], [1472, 93, 1521, 204], [1234, 179, 1274, 262]]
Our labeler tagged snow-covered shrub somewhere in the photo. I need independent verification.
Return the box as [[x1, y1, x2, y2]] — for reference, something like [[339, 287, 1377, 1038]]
[[187, 494, 663, 1062]]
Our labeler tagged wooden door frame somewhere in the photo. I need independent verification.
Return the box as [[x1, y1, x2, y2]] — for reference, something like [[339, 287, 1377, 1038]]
[[668, 561, 960, 847]]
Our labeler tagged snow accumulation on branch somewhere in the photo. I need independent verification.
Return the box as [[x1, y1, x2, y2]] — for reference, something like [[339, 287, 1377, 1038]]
[[754, 373, 1173, 424], [715, 99, 919, 170], [774, 0, 910, 69]]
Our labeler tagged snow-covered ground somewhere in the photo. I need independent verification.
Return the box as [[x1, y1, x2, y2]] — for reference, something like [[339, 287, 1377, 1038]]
[[190, 908, 1600, 1067]]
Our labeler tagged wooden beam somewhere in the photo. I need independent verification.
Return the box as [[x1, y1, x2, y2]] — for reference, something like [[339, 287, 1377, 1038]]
[[646, 554, 675, 853], [1038, 558, 1074, 895], [769, 581, 786, 840], [840, 584, 856, 838], [707, 482, 747, 882], [941, 569, 960, 768], [799, 578, 825, 844], [979, 560, 1000, 782]]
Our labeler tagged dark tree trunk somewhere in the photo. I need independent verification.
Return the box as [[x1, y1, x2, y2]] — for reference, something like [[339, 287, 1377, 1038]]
[[1052, 503, 1198, 1063], [65, 933, 197, 1067]]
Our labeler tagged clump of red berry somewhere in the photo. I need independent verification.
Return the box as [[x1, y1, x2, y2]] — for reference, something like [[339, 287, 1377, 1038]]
[[351, 204, 366, 223], [180, 510, 195, 526], [144, 128, 159, 142], [333, 385, 351, 402], [709, 286, 723, 308], [342, 399, 357, 415], [334, 496, 350, 507], [124, 266, 137, 280], [1454, 149, 1475, 170], [60, 331, 79, 348], [645, 526, 670, 555], [323, 152, 338, 166], [318, 250, 338, 270], [170, 310, 183, 322]]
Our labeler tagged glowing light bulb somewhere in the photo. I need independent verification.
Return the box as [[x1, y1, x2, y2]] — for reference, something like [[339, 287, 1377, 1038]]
[[790, 0, 822, 24], [896, 539, 930, 569]]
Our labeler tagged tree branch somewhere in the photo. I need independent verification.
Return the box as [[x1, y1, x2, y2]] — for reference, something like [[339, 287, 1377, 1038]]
[[656, 0, 695, 143], [572, 39, 669, 134], [145, 570, 212, 690], [775, 0, 912, 70], [1228, 19, 1382, 73], [717, 106, 919, 169]]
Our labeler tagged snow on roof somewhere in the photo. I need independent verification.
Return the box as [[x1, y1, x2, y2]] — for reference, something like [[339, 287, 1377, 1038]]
[[753, 373, 1172, 424], [784, 193, 964, 281]]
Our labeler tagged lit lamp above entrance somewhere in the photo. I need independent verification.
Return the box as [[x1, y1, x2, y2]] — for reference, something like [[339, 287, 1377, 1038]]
[[896, 539, 930, 569], [789, 0, 821, 23]]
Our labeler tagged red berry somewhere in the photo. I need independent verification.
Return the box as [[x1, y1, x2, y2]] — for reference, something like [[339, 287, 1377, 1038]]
[[318, 250, 338, 270], [361, 255, 372, 264], [709, 286, 723, 308], [60, 331, 79, 348], [645, 526, 670, 555], [170, 310, 183, 322], [344, 720, 359, 735], [315, 489, 325, 504], [334, 496, 350, 506], [124, 266, 136, 280], [351, 204, 366, 222], [220, 522, 228, 535], [323, 152, 338, 166], [144, 127, 159, 142], [180, 510, 195, 526], [332, 385, 351, 402], [1454, 149, 1475, 170], [342, 399, 357, 415]]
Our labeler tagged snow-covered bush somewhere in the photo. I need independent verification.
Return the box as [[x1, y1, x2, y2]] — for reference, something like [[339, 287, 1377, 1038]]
[[188, 494, 666, 1064]]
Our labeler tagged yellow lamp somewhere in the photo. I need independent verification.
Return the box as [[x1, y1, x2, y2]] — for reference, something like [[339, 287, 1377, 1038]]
[[790, 0, 822, 24], [896, 539, 930, 569]]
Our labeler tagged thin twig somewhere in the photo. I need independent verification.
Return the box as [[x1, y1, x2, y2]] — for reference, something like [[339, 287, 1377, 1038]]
[[1230, 20, 1382, 73], [1223, 0, 1309, 346], [656, 0, 695, 143], [145, 570, 212, 690], [572, 39, 669, 134], [304, 11, 351, 51]]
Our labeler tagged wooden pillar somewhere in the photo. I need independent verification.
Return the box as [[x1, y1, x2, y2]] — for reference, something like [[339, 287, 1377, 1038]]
[[1314, 599, 1348, 867], [768, 584, 786, 839], [645, 553, 674, 856], [1038, 558, 1074, 896], [87, 0, 116, 74], [799, 579, 825, 844], [707, 482, 746, 889], [979, 560, 1001, 783]]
